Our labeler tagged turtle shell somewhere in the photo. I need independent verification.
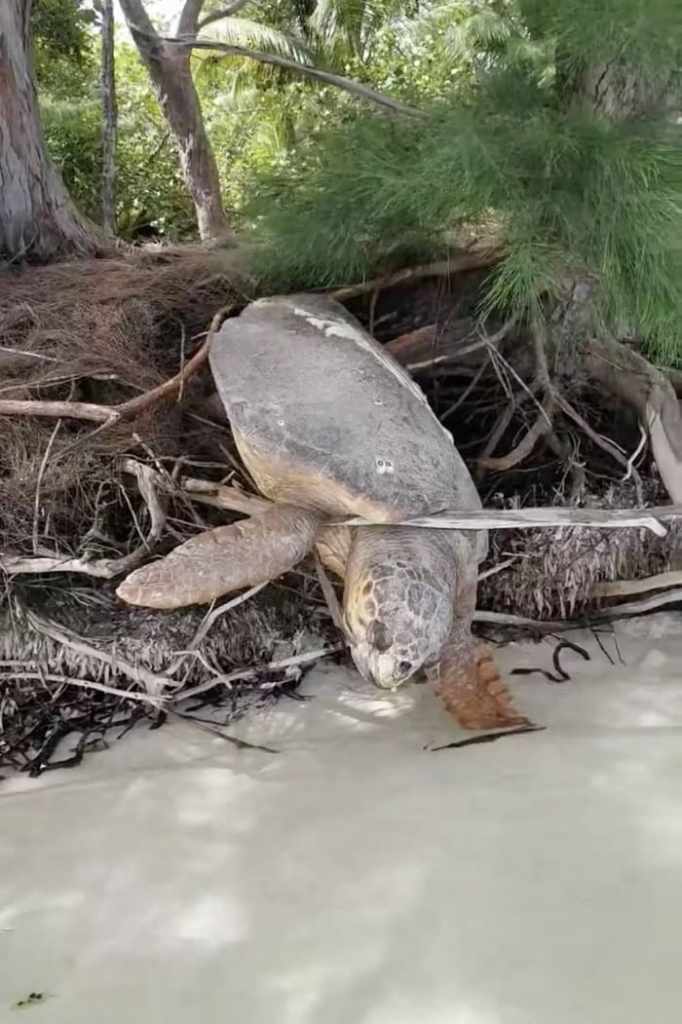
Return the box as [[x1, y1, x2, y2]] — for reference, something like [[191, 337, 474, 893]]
[[209, 294, 482, 522]]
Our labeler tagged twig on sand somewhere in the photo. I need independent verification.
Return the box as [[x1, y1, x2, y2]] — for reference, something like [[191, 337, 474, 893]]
[[166, 708, 280, 754], [0, 669, 164, 707], [171, 644, 346, 703], [430, 724, 546, 751]]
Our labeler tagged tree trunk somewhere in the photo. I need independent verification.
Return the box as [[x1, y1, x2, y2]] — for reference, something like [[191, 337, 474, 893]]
[[118, 0, 232, 242], [572, 62, 679, 122], [100, 0, 117, 234], [0, 0, 99, 260]]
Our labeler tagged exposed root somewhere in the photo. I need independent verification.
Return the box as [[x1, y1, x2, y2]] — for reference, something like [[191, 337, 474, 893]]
[[329, 245, 503, 303], [582, 334, 682, 504], [478, 398, 554, 471]]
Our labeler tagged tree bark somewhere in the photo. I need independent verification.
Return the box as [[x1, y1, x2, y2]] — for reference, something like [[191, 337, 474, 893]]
[[572, 62, 680, 122], [118, 0, 232, 241], [100, 0, 117, 234], [0, 0, 99, 261]]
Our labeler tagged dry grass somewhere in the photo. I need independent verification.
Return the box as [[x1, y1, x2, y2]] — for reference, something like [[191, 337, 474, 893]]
[[0, 245, 253, 557], [479, 482, 677, 620]]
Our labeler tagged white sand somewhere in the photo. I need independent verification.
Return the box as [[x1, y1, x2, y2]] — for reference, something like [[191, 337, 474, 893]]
[[2, 613, 682, 1023]]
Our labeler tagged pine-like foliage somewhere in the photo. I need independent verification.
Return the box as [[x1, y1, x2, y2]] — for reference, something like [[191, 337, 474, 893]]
[[244, 0, 682, 361]]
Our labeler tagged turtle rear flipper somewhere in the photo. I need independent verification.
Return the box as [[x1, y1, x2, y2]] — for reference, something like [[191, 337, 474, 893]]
[[116, 505, 321, 610]]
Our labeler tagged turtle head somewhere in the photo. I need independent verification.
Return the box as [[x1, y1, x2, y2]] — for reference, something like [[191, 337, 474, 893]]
[[343, 568, 453, 691]]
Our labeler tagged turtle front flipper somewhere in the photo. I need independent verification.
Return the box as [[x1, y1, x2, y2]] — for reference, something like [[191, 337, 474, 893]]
[[431, 637, 531, 730], [116, 505, 321, 610]]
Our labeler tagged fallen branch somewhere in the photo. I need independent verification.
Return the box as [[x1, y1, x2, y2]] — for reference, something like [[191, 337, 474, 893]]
[[589, 587, 682, 618], [5, 498, 677, 580], [475, 588, 682, 630], [330, 247, 503, 303], [0, 670, 164, 707], [176, 474, 272, 515]]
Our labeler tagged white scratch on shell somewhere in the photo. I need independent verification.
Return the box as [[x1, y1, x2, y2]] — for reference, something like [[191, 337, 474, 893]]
[[293, 307, 431, 409]]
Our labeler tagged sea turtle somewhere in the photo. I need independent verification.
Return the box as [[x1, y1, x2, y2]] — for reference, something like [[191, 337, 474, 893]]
[[117, 294, 527, 728]]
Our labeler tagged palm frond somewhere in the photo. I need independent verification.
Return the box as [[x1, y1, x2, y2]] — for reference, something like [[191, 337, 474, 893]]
[[204, 16, 313, 63]]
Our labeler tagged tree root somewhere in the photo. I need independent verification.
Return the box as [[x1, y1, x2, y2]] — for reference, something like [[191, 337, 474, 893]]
[[582, 335, 682, 504], [478, 397, 555, 471], [330, 245, 503, 303]]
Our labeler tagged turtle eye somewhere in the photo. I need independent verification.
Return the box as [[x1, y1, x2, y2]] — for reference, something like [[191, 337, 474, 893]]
[[398, 659, 413, 676]]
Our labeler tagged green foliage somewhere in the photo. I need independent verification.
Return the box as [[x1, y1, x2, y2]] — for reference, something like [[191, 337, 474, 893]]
[[114, 46, 196, 239], [245, 71, 682, 359], [32, 0, 97, 96], [520, 0, 682, 68], [31, 0, 682, 362], [41, 96, 102, 219], [40, 42, 194, 239]]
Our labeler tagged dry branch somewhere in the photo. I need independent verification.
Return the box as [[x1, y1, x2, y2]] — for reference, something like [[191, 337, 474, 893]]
[[171, 643, 346, 702], [176, 473, 272, 515], [330, 247, 503, 303], [26, 610, 176, 694]]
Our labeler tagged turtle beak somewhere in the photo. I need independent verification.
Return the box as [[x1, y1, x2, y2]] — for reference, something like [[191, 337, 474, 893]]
[[350, 643, 414, 692]]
